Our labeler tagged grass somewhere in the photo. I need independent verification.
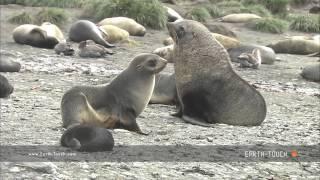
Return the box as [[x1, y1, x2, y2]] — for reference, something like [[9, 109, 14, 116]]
[[84, 0, 167, 29], [8, 12, 34, 24], [187, 7, 211, 22], [248, 17, 289, 34], [35, 8, 68, 26], [216, 1, 242, 7], [262, 0, 290, 15], [206, 5, 223, 18], [240, 4, 272, 17], [290, 0, 312, 6], [289, 14, 320, 33], [0, 0, 86, 8]]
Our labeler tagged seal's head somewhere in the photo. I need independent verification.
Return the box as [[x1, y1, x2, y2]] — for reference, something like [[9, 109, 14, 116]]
[[0, 75, 14, 98], [130, 53, 167, 74], [167, 20, 210, 46]]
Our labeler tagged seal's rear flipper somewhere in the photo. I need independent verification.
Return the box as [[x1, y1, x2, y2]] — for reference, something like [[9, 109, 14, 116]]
[[182, 115, 215, 127]]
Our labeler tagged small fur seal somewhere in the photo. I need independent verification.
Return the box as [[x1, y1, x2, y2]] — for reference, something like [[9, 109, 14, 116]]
[[61, 53, 167, 134], [150, 73, 177, 105], [267, 39, 320, 55], [40, 22, 65, 42], [228, 43, 276, 65], [98, 17, 146, 36], [162, 33, 240, 49], [60, 124, 114, 152], [54, 42, 74, 56], [301, 63, 320, 82], [78, 40, 113, 58], [153, 45, 174, 63], [167, 20, 267, 126], [203, 23, 237, 38], [221, 13, 261, 23], [98, 25, 130, 43], [12, 24, 59, 49], [69, 20, 114, 48], [0, 58, 21, 72], [0, 74, 14, 98], [166, 6, 183, 22], [237, 48, 261, 69]]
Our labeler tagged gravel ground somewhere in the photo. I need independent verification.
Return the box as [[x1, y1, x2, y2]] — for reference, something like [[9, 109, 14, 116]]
[[1, 4, 319, 179]]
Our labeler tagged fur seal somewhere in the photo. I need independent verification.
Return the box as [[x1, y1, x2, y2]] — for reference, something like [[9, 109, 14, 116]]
[[267, 39, 320, 55], [162, 33, 240, 49], [167, 20, 267, 126], [309, 6, 320, 14], [211, 33, 240, 49], [203, 23, 237, 38], [98, 17, 146, 36], [0, 58, 21, 72], [98, 25, 130, 43], [153, 45, 174, 63], [301, 63, 320, 82], [150, 73, 177, 105], [61, 53, 167, 134], [60, 124, 114, 152], [78, 40, 113, 58], [54, 42, 75, 56], [12, 24, 59, 49], [69, 20, 114, 48], [40, 22, 65, 42], [237, 48, 261, 69], [166, 6, 183, 22], [0, 74, 14, 98], [221, 13, 261, 23], [228, 43, 276, 65]]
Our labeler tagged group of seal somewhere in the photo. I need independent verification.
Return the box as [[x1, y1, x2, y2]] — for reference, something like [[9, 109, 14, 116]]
[[60, 53, 167, 151]]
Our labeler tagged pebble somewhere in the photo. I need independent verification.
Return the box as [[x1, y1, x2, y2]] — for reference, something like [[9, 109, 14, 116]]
[[9, 166, 20, 173]]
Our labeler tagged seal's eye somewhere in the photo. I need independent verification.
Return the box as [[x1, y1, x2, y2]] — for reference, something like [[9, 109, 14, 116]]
[[177, 26, 185, 38], [147, 59, 157, 67]]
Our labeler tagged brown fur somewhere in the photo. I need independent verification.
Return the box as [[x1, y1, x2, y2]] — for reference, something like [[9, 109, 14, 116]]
[[168, 20, 266, 127]]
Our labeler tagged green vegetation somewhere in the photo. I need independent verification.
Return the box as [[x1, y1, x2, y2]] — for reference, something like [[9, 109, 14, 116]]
[[8, 12, 33, 24], [216, 0, 242, 7], [187, 7, 211, 22], [240, 4, 272, 17], [262, 0, 290, 15], [0, 0, 86, 8], [248, 17, 288, 34], [289, 14, 320, 33], [84, 0, 167, 29], [35, 8, 68, 26], [206, 5, 223, 18], [290, 0, 312, 6]]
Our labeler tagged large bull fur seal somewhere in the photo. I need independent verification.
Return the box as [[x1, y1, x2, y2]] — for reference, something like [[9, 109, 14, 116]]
[[167, 20, 267, 127]]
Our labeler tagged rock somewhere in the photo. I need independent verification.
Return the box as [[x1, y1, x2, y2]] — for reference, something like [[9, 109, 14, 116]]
[[119, 163, 130, 171], [9, 166, 20, 173], [16, 162, 57, 174]]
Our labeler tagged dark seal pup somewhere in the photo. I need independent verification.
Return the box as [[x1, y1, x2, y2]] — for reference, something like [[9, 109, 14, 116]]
[[0, 74, 14, 98], [69, 20, 114, 48], [60, 124, 114, 152], [0, 58, 21, 72], [167, 20, 267, 127], [301, 63, 320, 82], [61, 53, 167, 134]]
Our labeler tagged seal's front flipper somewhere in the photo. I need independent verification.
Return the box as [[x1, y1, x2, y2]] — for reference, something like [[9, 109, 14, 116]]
[[120, 109, 149, 135], [171, 105, 182, 117], [182, 115, 215, 127]]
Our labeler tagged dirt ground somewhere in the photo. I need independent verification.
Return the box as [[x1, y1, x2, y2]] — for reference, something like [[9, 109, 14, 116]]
[[1, 4, 319, 179]]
